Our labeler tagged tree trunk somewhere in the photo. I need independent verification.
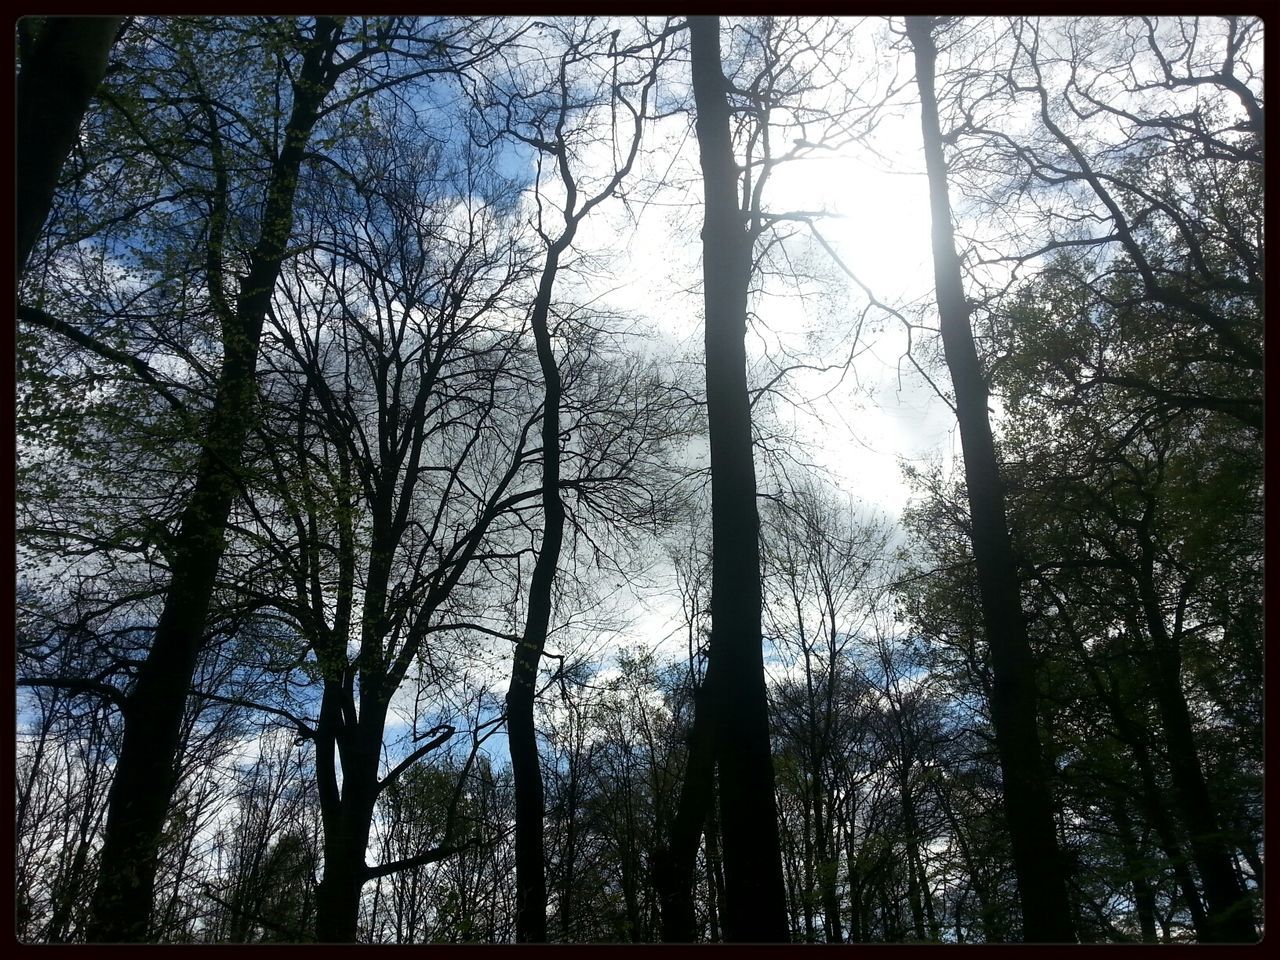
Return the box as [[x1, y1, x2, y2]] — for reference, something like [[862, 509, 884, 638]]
[[812, 787, 843, 942], [313, 678, 387, 943], [657, 656, 719, 941], [1131, 737, 1208, 935], [315, 828, 372, 943], [1134, 522, 1256, 942], [83, 20, 344, 942], [1113, 801, 1159, 943], [904, 16, 1074, 943], [686, 15, 790, 943], [16, 16, 123, 276], [506, 229, 573, 943], [315, 830, 373, 942], [686, 16, 793, 947], [704, 799, 726, 942]]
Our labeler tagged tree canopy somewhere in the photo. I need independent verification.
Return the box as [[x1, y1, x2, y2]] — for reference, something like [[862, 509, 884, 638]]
[[15, 14, 1262, 944]]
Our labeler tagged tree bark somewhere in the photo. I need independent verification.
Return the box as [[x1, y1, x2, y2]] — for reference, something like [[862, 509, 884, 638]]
[[83, 19, 344, 942], [1133, 514, 1256, 942], [16, 16, 123, 276], [905, 16, 1074, 943], [314, 707, 382, 943], [506, 240, 569, 943], [656, 656, 719, 941], [687, 15, 790, 943]]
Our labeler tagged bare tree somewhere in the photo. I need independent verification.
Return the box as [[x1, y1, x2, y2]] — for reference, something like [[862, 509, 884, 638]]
[[459, 16, 671, 941], [903, 15, 1074, 942]]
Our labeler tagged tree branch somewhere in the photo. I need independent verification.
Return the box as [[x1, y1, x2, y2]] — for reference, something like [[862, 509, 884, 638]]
[[17, 303, 188, 414], [18, 676, 126, 710], [376, 723, 455, 793], [364, 844, 464, 880]]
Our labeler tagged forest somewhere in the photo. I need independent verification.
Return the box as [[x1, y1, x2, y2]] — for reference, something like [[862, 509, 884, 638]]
[[14, 15, 1262, 944]]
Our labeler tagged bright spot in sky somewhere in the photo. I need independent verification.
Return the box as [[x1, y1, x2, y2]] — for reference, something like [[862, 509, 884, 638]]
[[578, 92, 956, 530]]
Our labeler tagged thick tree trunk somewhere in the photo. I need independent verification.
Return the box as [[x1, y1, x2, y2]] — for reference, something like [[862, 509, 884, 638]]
[[16, 16, 123, 276], [313, 675, 386, 943], [686, 15, 790, 943], [314, 790, 378, 941], [83, 20, 343, 942], [904, 16, 1074, 943], [507, 244, 570, 943]]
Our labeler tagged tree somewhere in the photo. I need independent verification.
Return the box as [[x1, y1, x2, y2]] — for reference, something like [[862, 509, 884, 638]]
[[988, 251, 1261, 942], [668, 15, 791, 942], [467, 17, 667, 940], [15, 16, 124, 276], [1010, 17, 1262, 399], [761, 481, 891, 942], [249, 121, 536, 940], [198, 729, 321, 942], [17, 17, 525, 941], [903, 15, 1075, 942], [15, 684, 117, 943], [77, 21, 348, 939]]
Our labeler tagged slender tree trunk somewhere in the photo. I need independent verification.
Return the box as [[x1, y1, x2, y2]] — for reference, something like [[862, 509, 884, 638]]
[[1134, 523, 1256, 942], [880, 876, 902, 941], [1130, 738, 1208, 935], [1239, 839, 1264, 903], [1113, 801, 1159, 943], [901, 782, 927, 939], [559, 748, 580, 942], [901, 782, 938, 940], [704, 799, 726, 942], [812, 787, 843, 942], [657, 656, 719, 941], [904, 16, 1074, 943], [800, 793, 816, 940], [936, 785, 1000, 942], [1065, 602, 1209, 937], [845, 861, 862, 942], [687, 15, 789, 942], [507, 239, 571, 943], [83, 20, 344, 942], [16, 16, 123, 276]]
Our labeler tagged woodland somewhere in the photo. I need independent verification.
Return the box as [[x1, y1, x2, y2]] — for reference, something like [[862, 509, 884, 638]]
[[13, 15, 1262, 944]]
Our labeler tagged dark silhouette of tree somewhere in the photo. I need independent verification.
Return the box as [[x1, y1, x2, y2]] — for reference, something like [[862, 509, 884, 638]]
[[904, 15, 1075, 943], [988, 253, 1261, 942], [249, 126, 537, 940], [761, 482, 890, 942], [80, 21, 348, 940], [665, 14, 791, 943], [15, 16, 123, 276], [464, 17, 668, 941]]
